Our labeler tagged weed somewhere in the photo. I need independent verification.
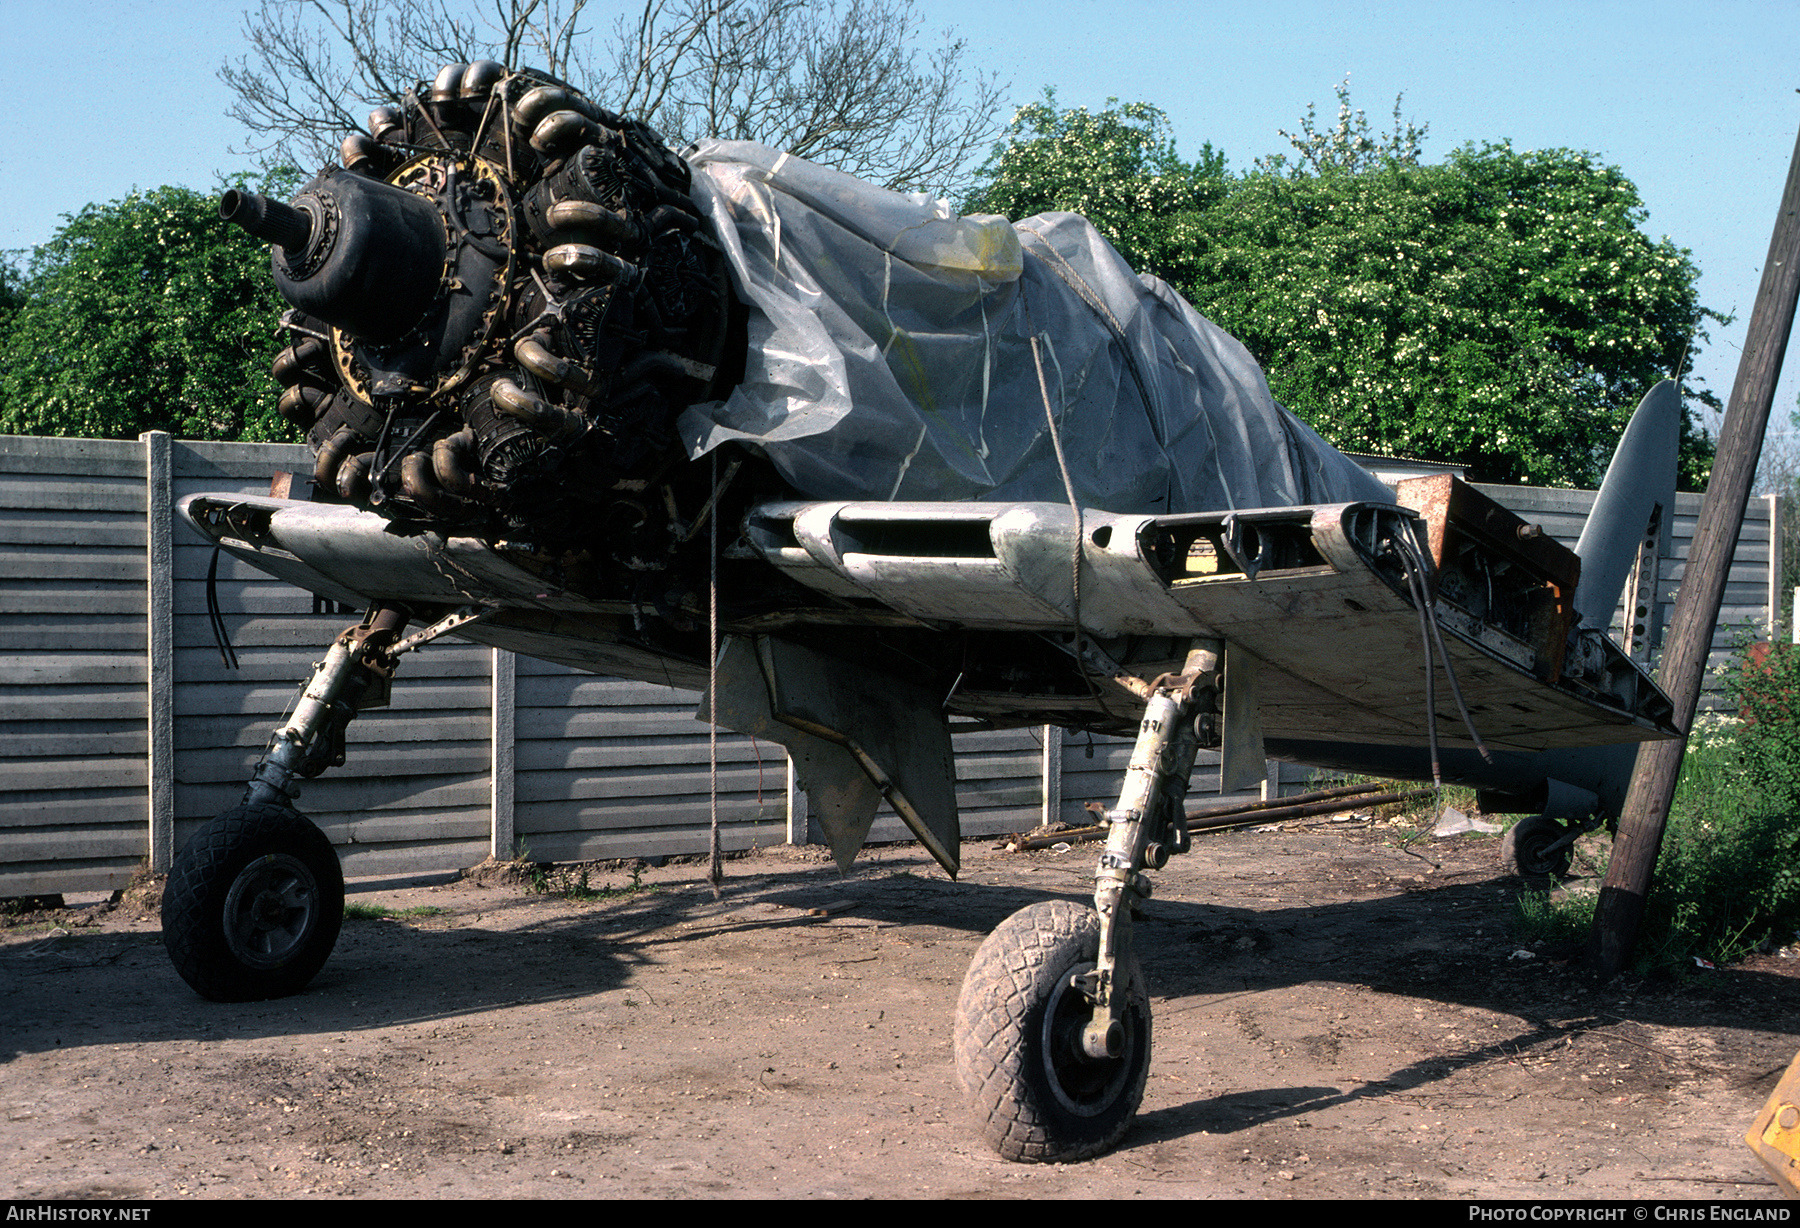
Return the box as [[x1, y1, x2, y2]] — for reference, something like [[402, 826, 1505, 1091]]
[[1399, 784, 1479, 827], [1321, 774, 1480, 831], [1513, 880, 1600, 948], [1339, 777, 1483, 847], [1630, 734, 1800, 971], [532, 861, 656, 902]]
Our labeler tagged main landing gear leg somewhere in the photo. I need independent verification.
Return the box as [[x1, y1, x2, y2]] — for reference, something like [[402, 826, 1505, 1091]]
[[161, 605, 410, 1002], [955, 642, 1220, 1162]]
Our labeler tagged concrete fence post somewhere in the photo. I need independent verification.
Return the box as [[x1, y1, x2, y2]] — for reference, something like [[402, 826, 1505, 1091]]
[[490, 648, 516, 859], [1040, 724, 1062, 829], [142, 431, 175, 872], [1768, 493, 1783, 639]]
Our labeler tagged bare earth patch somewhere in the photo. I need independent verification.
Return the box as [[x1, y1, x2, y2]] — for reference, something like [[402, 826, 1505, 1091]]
[[3, 821, 1793, 1199]]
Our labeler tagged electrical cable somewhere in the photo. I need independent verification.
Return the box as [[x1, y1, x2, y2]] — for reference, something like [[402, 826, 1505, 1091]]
[[205, 547, 240, 671], [1396, 532, 1493, 765], [707, 449, 723, 898]]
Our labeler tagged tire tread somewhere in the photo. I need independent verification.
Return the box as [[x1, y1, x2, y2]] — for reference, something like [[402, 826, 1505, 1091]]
[[953, 899, 1149, 1163], [162, 802, 344, 1002]]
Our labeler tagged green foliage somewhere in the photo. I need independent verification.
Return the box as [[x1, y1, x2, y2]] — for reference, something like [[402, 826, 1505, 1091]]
[[1512, 873, 1599, 947], [1255, 75, 1428, 176], [1726, 641, 1800, 803], [1198, 142, 1719, 487], [1631, 724, 1800, 972], [965, 85, 1720, 490], [0, 251, 25, 332], [0, 182, 297, 442], [1513, 644, 1800, 972], [963, 92, 1228, 287]]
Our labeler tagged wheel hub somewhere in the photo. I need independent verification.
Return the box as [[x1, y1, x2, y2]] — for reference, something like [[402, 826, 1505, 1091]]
[[1044, 961, 1139, 1118], [222, 854, 320, 970]]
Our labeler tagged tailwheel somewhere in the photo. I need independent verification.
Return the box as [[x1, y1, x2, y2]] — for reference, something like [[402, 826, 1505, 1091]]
[[162, 802, 344, 1002], [1502, 814, 1574, 881], [954, 900, 1152, 1162]]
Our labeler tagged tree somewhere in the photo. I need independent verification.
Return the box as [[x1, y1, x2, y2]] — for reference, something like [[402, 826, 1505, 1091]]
[[962, 93, 1227, 287], [966, 89, 1720, 490], [1196, 140, 1719, 488], [222, 0, 1003, 195], [0, 251, 25, 337], [1253, 74, 1428, 176], [0, 185, 296, 442]]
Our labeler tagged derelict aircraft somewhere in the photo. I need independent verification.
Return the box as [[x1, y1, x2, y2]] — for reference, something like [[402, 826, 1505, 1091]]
[[169, 63, 1681, 1162]]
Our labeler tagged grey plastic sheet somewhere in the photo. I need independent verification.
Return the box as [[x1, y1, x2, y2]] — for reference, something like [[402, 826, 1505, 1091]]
[[680, 141, 1391, 513]]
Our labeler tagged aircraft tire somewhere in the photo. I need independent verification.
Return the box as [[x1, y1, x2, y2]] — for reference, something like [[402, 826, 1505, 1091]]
[[1502, 814, 1574, 881], [954, 899, 1150, 1163], [162, 802, 344, 1002]]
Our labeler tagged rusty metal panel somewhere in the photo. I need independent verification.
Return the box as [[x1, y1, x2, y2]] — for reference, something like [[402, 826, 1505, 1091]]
[[1398, 473, 1580, 590], [1397, 473, 1577, 680], [1477, 485, 1774, 712]]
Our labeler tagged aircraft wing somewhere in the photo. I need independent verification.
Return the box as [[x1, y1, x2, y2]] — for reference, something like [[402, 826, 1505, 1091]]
[[739, 490, 1676, 753], [184, 474, 1676, 759]]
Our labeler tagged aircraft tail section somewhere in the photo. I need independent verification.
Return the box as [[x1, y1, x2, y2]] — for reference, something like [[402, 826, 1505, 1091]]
[[1572, 381, 1680, 633]]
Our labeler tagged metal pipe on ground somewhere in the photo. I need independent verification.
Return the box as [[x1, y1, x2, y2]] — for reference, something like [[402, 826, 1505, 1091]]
[[1002, 781, 1430, 851]]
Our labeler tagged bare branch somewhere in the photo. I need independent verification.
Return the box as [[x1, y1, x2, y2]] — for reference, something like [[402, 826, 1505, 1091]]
[[221, 0, 1003, 195]]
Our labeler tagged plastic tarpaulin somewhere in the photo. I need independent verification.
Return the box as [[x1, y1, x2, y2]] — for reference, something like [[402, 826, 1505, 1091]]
[[679, 141, 1392, 513]]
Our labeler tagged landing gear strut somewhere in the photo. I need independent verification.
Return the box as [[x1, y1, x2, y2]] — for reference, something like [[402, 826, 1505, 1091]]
[[956, 643, 1219, 1162], [162, 606, 412, 1001]]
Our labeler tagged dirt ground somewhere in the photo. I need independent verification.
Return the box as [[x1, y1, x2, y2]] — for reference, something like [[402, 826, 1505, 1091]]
[[3, 817, 1796, 1200]]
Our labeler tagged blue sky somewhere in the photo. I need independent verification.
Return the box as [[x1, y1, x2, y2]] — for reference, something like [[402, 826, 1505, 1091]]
[[6, 0, 1799, 445]]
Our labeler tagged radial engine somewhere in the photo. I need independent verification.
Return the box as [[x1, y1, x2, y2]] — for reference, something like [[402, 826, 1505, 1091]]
[[221, 63, 746, 606]]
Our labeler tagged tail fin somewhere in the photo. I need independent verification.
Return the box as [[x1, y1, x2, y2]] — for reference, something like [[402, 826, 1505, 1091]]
[[1572, 380, 1679, 632]]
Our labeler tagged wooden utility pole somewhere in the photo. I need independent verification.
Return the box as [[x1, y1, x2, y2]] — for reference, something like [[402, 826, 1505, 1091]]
[[1588, 119, 1800, 976]]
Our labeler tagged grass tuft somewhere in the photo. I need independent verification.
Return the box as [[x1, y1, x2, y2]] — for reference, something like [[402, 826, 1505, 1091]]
[[343, 903, 448, 921]]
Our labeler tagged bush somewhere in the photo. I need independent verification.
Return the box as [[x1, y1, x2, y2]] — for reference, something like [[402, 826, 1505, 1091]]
[[1512, 641, 1800, 972], [1728, 640, 1800, 804], [0, 182, 295, 442], [1631, 731, 1800, 970]]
